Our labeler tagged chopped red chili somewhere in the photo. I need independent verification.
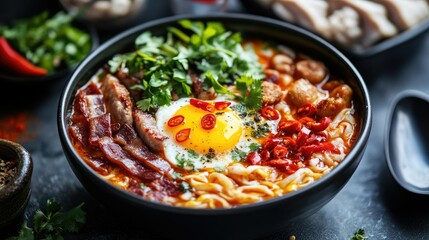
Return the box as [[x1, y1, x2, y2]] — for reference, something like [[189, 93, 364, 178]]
[[272, 145, 288, 159], [201, 114, 216, 130], [168, 115, 184, 127], [247, 152, 261, 165], [296, 103, 316, 117], [176, 128, 191, 142], [190, 98, 214, 112], [261, 106, 279, 120], [214, 101, 231, 110], [307, 117, 332, 132]]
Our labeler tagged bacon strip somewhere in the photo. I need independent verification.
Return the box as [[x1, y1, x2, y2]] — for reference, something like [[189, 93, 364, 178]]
[[98, 136, 161, 182], [114, 124, 173, 178], [84, 95, 106, 119], [89, 113, 112, 146]]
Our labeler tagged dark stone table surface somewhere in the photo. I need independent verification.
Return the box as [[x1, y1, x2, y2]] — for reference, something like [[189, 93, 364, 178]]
[[1, 0, 429, 239]]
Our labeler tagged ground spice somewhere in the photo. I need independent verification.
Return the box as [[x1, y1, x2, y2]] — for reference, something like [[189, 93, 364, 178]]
[[0, 157, 17, 189], [0, 113, 35, 142]]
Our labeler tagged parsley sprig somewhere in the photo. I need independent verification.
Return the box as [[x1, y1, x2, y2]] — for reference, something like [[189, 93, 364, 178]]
[[108, 20, 264, 111], [351, 228, 368, 240], [7, 199, 86, 240]]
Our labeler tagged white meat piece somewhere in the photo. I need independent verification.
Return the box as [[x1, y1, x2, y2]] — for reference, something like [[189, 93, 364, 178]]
[[272, 0, 332, 39], [329, 0, 398, 47], [328, 7, 362, 47], [373, 0, 429, 31]]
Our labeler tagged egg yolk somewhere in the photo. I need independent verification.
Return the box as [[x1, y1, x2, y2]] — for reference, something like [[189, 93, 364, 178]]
[[166, 104, 243, 154]]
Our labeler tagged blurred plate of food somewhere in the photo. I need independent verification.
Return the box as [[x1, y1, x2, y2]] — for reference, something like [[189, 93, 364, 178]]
[[241, 0, 429, 58], [0, 10, 99, 83], [59, 0, 147, 31]]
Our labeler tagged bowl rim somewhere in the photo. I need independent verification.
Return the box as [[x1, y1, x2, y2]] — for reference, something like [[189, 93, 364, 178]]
[[58, 13, 372, 215]]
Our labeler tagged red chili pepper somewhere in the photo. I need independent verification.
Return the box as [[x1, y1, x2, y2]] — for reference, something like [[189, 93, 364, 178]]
[[168, 115, 184, 127], [201, 114, 216, 129], [272, 145, 288, 159], [296, 127, 311, 147], [190, 98, 214, 112], [299, 142, 338, 156], [263, 138, 283, 150], [0, 37, 47, 76], [261, 106, 279, 120], [214, 101, 231, 110], [267, 159, 292, 167], [176, 128, 191, 142], [296, 103, 317, 117], [247, 152, 261, 165], [285, 164, 300, 174], [260, 150, 270, 161], [278, 119, 302, 134], [307, 117, 332, 132]]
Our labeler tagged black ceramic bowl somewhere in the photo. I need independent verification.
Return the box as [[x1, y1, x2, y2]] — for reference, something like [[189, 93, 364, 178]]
[[58, 14, 371, 240]]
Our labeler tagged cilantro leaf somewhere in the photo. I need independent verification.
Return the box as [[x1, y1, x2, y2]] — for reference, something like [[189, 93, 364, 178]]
[[351, 228, 368, 240], [7, 199, 86, 240], [109, 20, 264, 111]]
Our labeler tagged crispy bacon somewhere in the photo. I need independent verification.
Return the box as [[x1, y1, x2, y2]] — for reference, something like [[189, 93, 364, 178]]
[[114, 124, 173, 178], [75, 81, 102, 115], [98, 136, 161, 182], [89, 113, 112, 146], [83, 95, 106, 119]]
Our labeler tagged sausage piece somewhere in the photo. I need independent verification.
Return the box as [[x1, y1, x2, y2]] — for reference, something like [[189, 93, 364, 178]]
[[286, 79, 319, 108], [101, 74, 134, 126], [262, 81, 284, 105], [133, 109, 167, 154]]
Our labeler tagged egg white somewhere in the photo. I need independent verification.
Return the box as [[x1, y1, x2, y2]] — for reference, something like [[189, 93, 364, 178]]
[[156, 98, 279, 171]]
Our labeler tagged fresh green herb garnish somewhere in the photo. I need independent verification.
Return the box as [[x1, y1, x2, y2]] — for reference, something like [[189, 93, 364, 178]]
[[176, 153, 199, 171], [108, 20, 264, 111], [7, 199, 86, 240], [252, 122, 270, 138], [0, 11, 91, 72], [249, 143, 261, 152], [231, 147, 247, 162], [351, 228, 368, 240]]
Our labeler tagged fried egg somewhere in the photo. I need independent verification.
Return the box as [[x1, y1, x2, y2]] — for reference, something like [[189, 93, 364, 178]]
[[156, 98, 279, 171]]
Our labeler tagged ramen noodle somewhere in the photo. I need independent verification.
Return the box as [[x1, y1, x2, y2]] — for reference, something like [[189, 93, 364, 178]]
[[68, 20, 359, 208]]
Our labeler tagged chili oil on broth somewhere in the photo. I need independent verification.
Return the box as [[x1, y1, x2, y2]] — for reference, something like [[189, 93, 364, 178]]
[[68, 38, 359, 209]]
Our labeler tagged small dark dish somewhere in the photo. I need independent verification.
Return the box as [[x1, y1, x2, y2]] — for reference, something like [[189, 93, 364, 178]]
[[0, 139, 33, 228], [385, 90, 429, 195], [58, 14, 371, 239], [0, 21, 99, 83]]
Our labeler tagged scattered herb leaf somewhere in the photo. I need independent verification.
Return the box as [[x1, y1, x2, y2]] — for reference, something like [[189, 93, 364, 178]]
[[351, 228, 368, 240], [7, 199, 86, 240]]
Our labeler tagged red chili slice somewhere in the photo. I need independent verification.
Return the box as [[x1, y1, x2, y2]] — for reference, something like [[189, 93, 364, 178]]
[[272, 145, 288, 159], [168, 115, 184, 127], [190, 98, 214, 112], [247, 152, 261, 165], [201, 114, 216, 129], [214, 101, 231, 110], [296, 103, 317, 117], [176, 128, 191, 142], [261, 106, 279, 120], [307, 117, 332, 132]]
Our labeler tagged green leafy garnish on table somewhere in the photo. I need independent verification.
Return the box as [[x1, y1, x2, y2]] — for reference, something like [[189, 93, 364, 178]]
[[7, 199, 86, 240], [108, 19, 264, 111], [0, 11, 91, 73], [350, 228, 368, 240]]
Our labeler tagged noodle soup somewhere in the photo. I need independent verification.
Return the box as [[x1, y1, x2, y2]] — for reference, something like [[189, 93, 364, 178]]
[[67, 20, 359, 208]]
